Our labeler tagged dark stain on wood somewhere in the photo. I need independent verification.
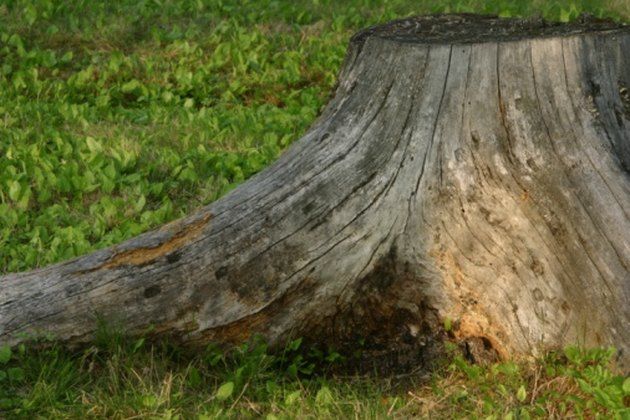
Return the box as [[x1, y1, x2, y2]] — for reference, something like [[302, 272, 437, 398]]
[[144, 285, 161, 299], [302, 249, 448, 374], [194, 276, 321, 346], [462, 336, 500, 364], [166, 251, 182, 264], [588, 79, 601, 97], [215, 266, 228, 279]]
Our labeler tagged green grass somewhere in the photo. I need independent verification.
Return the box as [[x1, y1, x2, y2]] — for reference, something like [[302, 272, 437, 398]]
[[0, 336, 628, 418], [1, 0, 629, 273], [1, 0, 630, 418]]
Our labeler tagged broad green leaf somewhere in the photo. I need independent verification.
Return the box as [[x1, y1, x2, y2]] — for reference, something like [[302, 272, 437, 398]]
[[85, 136, 102, 154], [7, 367, 24, 382], [142, 394, 158, 408], [8, 180, 21, 201], [132, 338, 145, 353], [288, 337, 302, 351], [135, 195, 146, 212], [0, 346, 11, 364], [284, 390, 301, 406], [162, 91, 174, 103], [215, 381, 234, 401], [187, 367, 202, 388], [61, 51, 73, 63], [121, 79, 141, 93], [315, 385, 334, 406]]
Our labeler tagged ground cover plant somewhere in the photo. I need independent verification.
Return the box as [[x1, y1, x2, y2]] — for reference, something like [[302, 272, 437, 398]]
[[1, 0, 629, 418], [0, 334, 629, 418]]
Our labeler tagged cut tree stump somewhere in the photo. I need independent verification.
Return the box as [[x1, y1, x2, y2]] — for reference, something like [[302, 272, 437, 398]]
[[1, 15, 629, 370]]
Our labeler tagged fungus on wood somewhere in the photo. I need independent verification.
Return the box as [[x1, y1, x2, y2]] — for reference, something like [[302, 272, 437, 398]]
[[1, 14, 629, 370]]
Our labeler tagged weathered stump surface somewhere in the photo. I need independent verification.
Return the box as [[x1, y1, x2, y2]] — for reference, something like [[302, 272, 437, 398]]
[[2, 15, 629, 369]]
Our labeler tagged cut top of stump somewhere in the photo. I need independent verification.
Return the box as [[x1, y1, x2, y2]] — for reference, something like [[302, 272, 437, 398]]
[[352, 14, 630, 45]]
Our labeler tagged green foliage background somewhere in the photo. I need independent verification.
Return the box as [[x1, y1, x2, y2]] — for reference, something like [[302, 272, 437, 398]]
[[1, 0, 628, 273]]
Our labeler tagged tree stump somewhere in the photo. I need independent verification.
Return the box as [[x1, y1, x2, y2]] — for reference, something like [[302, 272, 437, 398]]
[[1, 15, 629, 369]]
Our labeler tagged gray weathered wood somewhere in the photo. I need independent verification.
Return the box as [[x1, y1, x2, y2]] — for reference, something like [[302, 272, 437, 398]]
[[1, 15, 629, 368]]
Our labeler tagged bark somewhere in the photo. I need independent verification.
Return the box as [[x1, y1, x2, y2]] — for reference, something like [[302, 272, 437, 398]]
[[1, 15, 629, 369]]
